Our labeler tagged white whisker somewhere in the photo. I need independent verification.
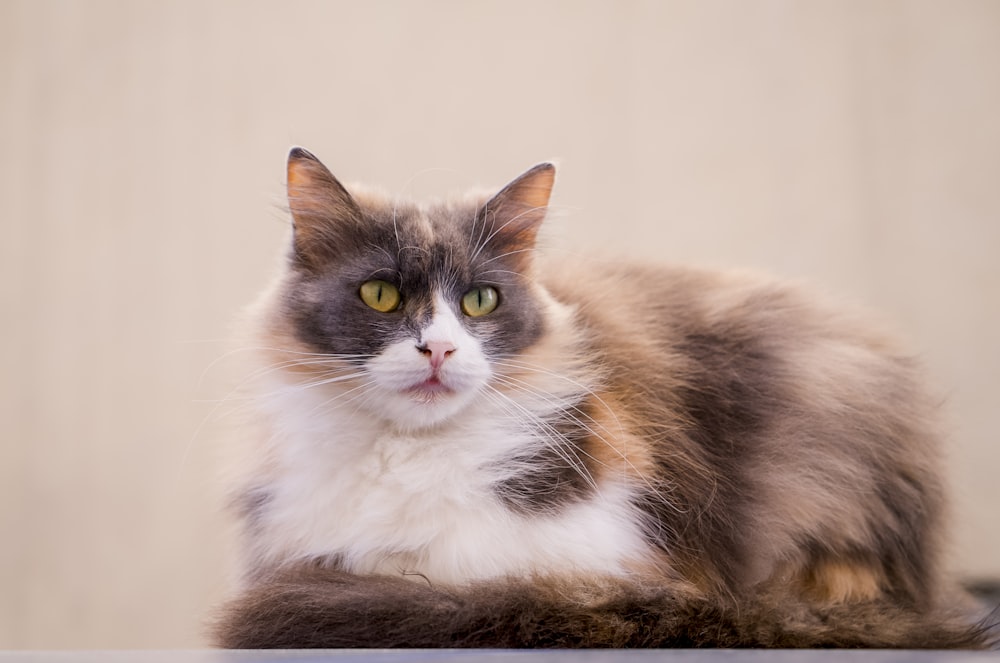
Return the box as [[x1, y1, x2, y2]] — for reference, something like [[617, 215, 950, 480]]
[[477, 247, 538, 266], [493, 357, 625, 438], [490, 360, 683, 515], [472, 206, 492, 259], [480, 386, 601, 496], [487, 376, 615, 484], [471, 206, 545, 263], [304, 379, 379, 418], [470, 207, 540, 261]]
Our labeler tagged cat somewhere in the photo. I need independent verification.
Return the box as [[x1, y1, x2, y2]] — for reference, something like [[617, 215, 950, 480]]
[[212, 147, 995, 649]]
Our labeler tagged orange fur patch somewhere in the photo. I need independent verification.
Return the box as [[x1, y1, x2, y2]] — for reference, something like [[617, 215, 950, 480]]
[[803, 559, 885, 603]]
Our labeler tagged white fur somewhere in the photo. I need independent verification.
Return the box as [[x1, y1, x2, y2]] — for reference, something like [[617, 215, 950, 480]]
[[365, 295, 491, 429], [241, 291, 655, 586]]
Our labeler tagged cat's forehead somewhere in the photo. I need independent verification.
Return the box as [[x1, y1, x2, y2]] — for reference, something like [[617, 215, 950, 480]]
[[352, 191, 490, 260]]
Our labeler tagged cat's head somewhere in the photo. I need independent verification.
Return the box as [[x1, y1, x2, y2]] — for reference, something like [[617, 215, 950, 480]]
[[267, 148, 558, 429]]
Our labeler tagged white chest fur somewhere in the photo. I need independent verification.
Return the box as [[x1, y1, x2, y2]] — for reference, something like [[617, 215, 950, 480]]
[[249, 378, 653, 585]]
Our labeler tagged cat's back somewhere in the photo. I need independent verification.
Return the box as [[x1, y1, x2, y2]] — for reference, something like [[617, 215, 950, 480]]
[[541, 256, 895, 355], [541, 256, 917, 404], [541, 253, 939, 466]]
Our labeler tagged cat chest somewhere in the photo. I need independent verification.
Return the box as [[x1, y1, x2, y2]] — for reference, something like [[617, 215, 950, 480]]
[[259, 425, 653, 583]]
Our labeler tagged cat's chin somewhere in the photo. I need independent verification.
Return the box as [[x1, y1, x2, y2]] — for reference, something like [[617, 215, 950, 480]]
[[369, 382, 479, 430], [405, 378, 453, 403]]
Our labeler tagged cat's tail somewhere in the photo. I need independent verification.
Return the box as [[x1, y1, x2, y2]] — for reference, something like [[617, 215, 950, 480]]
[[212, 566, 997, 649]]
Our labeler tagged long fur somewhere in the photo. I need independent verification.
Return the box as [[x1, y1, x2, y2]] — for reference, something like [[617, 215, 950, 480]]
[[213, 567, 994, 649], [212, 149, 997, 649]]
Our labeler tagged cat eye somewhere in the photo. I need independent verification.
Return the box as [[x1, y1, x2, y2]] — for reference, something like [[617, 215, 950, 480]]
[[461, 286, 499, 317], [359, 280, 401, 312]]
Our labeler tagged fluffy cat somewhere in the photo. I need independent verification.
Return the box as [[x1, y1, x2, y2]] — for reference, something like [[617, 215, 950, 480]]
[[213, 148, 994, 648]]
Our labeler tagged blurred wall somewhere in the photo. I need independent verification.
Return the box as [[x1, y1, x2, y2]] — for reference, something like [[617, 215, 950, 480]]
[[1, 0, 998, 649]]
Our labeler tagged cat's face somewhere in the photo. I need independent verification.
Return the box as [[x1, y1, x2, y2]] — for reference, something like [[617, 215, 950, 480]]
[[276, 149, 556, 429]]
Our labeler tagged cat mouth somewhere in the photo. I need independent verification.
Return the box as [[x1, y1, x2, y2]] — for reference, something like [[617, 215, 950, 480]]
[[405, 376, 454, 401]]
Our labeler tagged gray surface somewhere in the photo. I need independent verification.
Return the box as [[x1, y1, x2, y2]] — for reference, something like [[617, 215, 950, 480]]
[[2, 651, 1000, 663]]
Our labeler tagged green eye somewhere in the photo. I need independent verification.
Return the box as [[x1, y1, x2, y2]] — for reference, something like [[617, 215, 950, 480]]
[[461, 286, 499, 317], [359, 280, 401, 312]]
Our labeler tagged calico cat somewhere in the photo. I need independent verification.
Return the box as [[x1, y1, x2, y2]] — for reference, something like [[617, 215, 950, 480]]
[[212, 147, 994, 648]]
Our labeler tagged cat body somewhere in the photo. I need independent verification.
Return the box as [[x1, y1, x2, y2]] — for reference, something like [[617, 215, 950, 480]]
[[214, 149, 993, 648]]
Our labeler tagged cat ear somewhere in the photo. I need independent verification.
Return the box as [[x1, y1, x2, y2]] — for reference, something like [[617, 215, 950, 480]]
[[476, 163, 555, 260], [286, 147, 361, 268]]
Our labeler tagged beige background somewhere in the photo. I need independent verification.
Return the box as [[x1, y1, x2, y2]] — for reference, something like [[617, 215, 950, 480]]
[[1, 0, 998, 649]]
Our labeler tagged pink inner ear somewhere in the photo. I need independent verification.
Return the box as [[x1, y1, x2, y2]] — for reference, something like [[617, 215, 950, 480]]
[[509, 165, 555, 210], [285, 152, 363, 269], [478, 164, 556, 254]]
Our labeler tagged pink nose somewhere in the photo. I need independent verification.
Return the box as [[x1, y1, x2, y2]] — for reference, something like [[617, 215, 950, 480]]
[[418, 341, 456, 370]]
